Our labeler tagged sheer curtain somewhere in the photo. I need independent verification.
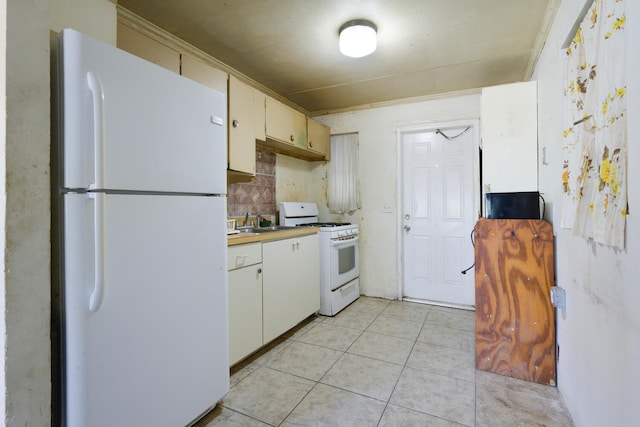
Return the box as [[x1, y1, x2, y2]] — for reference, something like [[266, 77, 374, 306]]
[[328, 133, 360, 214]]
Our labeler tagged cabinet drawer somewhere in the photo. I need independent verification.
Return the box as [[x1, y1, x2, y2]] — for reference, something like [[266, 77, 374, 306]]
[[228, 243, 262, 270]]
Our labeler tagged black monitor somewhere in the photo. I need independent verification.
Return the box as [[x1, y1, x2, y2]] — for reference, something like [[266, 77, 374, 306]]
[[485, 191, 541, 220]]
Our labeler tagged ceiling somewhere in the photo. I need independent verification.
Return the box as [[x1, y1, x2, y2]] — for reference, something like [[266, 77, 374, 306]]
[[117, 0, 558, 115]]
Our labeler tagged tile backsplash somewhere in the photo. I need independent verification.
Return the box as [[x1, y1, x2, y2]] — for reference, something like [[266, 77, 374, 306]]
[[227, 146, 276, 220]]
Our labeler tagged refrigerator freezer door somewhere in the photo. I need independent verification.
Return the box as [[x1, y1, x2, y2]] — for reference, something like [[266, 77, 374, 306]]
[[64, 193, 228, 427], [59, 29, 226, 194]]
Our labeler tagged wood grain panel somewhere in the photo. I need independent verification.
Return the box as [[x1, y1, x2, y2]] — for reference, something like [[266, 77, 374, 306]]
[[474, 219, 556, 385]]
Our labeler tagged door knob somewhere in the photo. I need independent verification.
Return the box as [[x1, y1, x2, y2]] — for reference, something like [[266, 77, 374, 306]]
[[404, 214, 410, 220], [403, 225, 411, 232]]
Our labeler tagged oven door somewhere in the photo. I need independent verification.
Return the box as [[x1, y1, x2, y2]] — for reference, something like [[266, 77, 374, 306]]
[[329, 235, 359, 290]]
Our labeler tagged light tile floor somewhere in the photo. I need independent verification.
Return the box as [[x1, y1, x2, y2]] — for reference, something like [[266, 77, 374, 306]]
[[198, 297, 574, 427]]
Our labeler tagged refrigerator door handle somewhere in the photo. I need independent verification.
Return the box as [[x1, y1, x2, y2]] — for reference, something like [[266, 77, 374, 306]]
[[86, 71, 105, 190], [88, 192, 105, 312]]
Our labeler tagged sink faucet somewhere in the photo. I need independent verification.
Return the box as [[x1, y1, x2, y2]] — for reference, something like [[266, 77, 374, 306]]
[[244, 212, 250, 227]]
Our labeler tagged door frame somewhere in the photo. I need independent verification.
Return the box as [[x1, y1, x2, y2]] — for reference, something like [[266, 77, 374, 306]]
[[395, 119, 481, 306]]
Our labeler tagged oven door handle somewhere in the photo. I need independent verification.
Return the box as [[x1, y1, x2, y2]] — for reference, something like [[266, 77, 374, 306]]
[[330, 235, 359, 247], [339, 280, 358, 294]]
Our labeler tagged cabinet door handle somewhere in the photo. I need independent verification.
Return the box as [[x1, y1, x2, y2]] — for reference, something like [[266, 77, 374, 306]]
[[257, 268, 262, 274], [232, 119, 239, 128], [290, 134, 295, 142], [235, 255, 247, 267], [309, 140, 314, 148]]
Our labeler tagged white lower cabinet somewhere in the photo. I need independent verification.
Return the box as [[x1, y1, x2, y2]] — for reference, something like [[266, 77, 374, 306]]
[[227, 243, 263, 366], [227, 234, 320, 366], [262, 234, 320, 343]]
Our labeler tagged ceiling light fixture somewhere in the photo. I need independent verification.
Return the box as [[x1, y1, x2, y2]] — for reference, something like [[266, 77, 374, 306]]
[[339, 19, 377, 58]]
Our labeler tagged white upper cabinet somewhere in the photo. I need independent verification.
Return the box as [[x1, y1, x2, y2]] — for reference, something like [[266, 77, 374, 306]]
[[481, 81, 538, 193]]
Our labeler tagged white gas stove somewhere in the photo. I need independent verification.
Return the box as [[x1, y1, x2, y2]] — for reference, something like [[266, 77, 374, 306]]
[[279, 202, 360, 316]]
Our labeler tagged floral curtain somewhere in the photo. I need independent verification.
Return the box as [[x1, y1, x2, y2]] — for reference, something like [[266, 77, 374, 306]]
[[561, 0, 627, 249], [328, 133, 361, 214]]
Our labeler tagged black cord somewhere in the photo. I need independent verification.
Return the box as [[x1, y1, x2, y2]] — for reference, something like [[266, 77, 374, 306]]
[[461, 264, 475, 275], [461, 228, 475, 274], [436, 126, 471, 140]]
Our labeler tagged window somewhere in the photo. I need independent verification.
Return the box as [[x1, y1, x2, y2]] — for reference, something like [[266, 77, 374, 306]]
[[327, 133, 360, 214]]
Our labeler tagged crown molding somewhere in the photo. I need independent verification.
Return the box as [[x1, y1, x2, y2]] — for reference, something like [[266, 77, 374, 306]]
[[116, 6, 310, 115]]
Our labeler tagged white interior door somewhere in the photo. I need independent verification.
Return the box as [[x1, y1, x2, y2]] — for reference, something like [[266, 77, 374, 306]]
[[401, 124, 477, 308]]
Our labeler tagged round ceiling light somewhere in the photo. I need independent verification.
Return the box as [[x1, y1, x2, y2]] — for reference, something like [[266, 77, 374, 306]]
[[339, 19, 377, 58]]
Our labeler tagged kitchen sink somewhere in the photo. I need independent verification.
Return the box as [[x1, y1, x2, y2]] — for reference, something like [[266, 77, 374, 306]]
[[235, 229, 260, 235], [255, 226, 297, 232], [236, 226, 297, 234]]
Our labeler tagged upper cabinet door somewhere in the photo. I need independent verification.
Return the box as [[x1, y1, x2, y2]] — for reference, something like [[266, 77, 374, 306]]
[[265, 97, 307, 149], [307, 117, 330, 160], [228, 75, 256, 175], [180, 54, 228, 95], [116, 22, 180, 74], [481, 81, 538, 193]]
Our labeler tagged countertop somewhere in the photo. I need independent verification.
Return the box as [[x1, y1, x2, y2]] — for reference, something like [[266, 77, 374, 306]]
[[227, 227, 320, 246]]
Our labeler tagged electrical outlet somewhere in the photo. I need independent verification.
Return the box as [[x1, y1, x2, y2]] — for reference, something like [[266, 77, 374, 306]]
[[550, 286, 566, 309], [382, 204, 392, 213]]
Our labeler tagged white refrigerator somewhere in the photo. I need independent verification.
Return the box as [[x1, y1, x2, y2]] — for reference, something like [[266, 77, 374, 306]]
[[51, 29, 229, 426]]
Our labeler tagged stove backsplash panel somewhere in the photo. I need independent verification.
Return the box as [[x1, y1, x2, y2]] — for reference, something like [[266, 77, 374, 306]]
[[227, 146, 277, 219]]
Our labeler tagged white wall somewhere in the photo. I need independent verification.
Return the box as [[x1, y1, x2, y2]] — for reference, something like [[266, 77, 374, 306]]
[[313, 95, 481, 298], [1, 1, 7, 422], [275, 154, 319, 208], [3, 0, 51, 424], [49, 0, 116, 44], [534, 0, 640, 425]]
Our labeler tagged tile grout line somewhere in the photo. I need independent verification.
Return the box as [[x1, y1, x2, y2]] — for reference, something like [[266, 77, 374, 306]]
[[279, 301, 389, 425], [225, 300, 477, 426], [374, 308, 430, 426], [222, 299, 569, 426]]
